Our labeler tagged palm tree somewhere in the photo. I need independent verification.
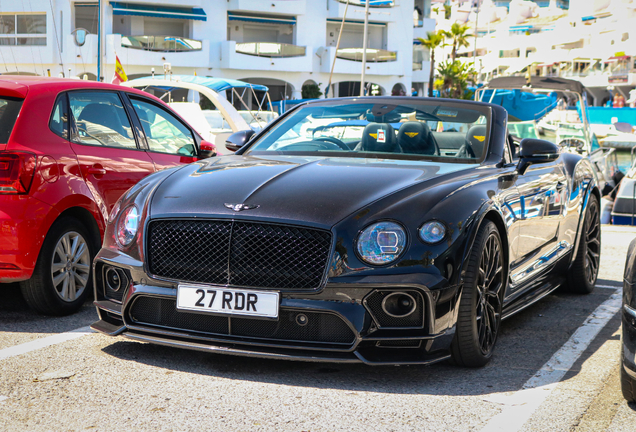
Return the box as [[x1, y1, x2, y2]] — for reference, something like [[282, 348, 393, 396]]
[[442, 23, 473, 62], [418, 31, 445, 97]]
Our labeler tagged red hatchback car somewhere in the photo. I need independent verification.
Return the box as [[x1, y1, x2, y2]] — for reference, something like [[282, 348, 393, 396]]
[[0, 76, 215, 315]]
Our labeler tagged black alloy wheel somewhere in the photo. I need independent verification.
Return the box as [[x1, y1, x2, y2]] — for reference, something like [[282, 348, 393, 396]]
[[451, 221, 505, 367], [564, 194, 600, 294]]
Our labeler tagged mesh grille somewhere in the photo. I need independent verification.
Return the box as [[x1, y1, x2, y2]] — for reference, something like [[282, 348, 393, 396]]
[[147, 220, 332, 290], [128, 296, 355, 345], [365, 290, 424, 328], [148, 220, 231, 286]]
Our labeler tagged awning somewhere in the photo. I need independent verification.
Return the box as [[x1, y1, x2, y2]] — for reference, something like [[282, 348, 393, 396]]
[[131, 75, 269, 93], [110, 2, 206, 21], [326, 18, 387, 28], [228, 12, 296, 25]]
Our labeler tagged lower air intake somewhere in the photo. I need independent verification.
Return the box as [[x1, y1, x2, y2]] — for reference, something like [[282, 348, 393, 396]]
[[128, 296, 356, 346]]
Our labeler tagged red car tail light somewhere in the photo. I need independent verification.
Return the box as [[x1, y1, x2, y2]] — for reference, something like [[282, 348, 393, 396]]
[[0, 152, 37, 194]]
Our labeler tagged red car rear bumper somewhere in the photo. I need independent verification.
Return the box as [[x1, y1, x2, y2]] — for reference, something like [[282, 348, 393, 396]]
[[0, 195, 58, 283]]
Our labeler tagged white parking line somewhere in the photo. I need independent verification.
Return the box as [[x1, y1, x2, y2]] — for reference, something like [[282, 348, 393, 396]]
[[480, 288, 623, 432], [0, 326, 93, 361], [596, 284, 622, 290]]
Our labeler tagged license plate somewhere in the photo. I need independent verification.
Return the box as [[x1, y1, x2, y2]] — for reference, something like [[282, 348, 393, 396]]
[[176, 284, 279, 318]]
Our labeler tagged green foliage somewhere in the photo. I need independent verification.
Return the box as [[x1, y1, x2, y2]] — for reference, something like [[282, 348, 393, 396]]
[[443, 4, 451, 20], [301, 83, 323, 99], [417, 30, 445, 97], [441, 23, 473, 62], [436, 60, 477, 100]]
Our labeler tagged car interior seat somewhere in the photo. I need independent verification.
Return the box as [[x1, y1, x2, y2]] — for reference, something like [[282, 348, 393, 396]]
[[456, 125, 487, 159], [77, 103, 128, 137], [397, 121, 440, 155], [355, 123, 401, 153]]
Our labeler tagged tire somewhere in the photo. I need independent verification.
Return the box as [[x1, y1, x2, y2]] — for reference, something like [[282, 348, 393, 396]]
[[564, 194, 600, 294], [621, 354, 636, 403], [451, 221, 505, 367], [20, 217, 96, 316]]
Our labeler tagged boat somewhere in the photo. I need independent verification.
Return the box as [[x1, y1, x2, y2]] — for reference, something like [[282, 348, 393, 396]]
[[476, 76, 620, 191], [123, 74, 278, 151]]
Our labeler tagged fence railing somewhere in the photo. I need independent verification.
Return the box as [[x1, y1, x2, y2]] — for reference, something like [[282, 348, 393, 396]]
[[336, 48, 397, 62], [235, 42, 306, 58], [121, 35, 202, 52]]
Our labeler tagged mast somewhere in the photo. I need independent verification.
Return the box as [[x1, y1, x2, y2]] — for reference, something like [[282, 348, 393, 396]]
[[97, 0, 102, 81], [360, 0, 370, 96]]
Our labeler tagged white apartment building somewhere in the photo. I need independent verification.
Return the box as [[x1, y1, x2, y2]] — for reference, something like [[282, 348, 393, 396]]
[[0, 0, 436, 101]]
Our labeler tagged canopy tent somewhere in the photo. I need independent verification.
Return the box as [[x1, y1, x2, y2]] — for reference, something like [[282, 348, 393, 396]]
[[130, 75, 269, 93], [484, 76, 586, 95], [110, 2, 206, 21]]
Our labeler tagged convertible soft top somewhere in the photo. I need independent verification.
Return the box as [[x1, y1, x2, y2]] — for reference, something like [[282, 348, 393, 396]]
[[484, 76, 586, 94]]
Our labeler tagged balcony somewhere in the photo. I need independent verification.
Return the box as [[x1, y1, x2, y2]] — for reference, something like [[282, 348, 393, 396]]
[[226, 0, 306, 15], [221, 40, 312, 72], [336, 48, 397, 62], [121, 35, 202, 52], [235, 42, 306, 58], [335, 0, 394, 6], [412, 61, 431, 82], [413, 18, 437, 40], [319, 46, 403, 75], [328, 0, 396, 22], [105, 34, 209, 68]]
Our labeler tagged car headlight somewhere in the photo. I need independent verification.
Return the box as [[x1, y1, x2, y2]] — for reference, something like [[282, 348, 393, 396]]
[[109, 200, 122, 224], [419, 221, 446, 244], [116, 205, 139, 247], [356, 221, 407, 266]]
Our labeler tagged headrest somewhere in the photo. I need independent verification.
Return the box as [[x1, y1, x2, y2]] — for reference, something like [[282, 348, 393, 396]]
[[397, 121, 438, 155], [465, 125, 487, 158], [358, 123, 400, 153], [78, 103, 125, 136]]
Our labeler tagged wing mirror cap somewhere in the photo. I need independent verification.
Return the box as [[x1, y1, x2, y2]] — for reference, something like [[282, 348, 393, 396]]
[[198, 140, 217, 159], [517, 138, 559, 175], [226, 130, 255, 152]]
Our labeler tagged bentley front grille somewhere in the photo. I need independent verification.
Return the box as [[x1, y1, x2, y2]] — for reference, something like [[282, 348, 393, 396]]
[[128, 296, 356, 346], [147, 219, 332, 290]]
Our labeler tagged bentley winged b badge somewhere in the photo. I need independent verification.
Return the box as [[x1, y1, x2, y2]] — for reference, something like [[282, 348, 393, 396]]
[[224, 203, 260, 212]]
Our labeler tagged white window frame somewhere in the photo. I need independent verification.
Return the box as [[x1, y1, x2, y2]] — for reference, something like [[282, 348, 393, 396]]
[[0, 13, 47, 46]]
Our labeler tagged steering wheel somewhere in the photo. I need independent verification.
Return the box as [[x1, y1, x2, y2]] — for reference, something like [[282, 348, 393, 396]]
[[314, 137, 349, 150]]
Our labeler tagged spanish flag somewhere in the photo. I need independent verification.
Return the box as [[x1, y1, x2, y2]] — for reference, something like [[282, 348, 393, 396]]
[[111, 55, 128, 85]]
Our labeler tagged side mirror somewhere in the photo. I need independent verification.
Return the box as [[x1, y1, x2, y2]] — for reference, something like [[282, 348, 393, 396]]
[[198, 140, 216, 159], [226, 130, 255, 152], [517, 138, 559, 175]]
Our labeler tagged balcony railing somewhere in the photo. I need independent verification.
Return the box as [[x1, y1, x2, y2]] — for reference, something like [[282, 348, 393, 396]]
[[235, 42, 306, 58], [336, 48, 397, 62], [335, 0, 394, 7], [121, 35, 202, 52]]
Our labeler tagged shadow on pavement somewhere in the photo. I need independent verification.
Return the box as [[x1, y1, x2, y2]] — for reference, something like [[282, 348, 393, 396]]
[[101, 287, 618, 397], [0, 282, 97, 334]]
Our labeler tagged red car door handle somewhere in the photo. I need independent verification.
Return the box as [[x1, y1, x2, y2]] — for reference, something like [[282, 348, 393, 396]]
[[86, 167, 106, 176]]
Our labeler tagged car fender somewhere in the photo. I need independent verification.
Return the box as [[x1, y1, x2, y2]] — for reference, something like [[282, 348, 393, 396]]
[[568, 178, 600, 269]]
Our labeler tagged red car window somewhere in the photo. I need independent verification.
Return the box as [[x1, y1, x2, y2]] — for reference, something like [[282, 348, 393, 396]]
[[49, 94, 69, 140], [130, 97, 196, 157], [0, 97, 23, 144], [68, 91, 138, 149]]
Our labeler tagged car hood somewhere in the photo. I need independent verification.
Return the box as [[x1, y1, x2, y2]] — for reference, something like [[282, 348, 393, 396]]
[[150, 155, 474, 227]]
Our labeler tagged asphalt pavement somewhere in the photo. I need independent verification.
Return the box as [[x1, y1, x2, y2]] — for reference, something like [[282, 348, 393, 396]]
[[0, 225, 635, 431]]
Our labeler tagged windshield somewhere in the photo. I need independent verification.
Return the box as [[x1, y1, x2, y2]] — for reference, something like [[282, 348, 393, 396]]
[[244, 101, 491, 162]]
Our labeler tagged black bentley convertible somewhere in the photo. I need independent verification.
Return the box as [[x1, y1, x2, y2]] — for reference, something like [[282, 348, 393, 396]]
[[92, 97, 601, 366]]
